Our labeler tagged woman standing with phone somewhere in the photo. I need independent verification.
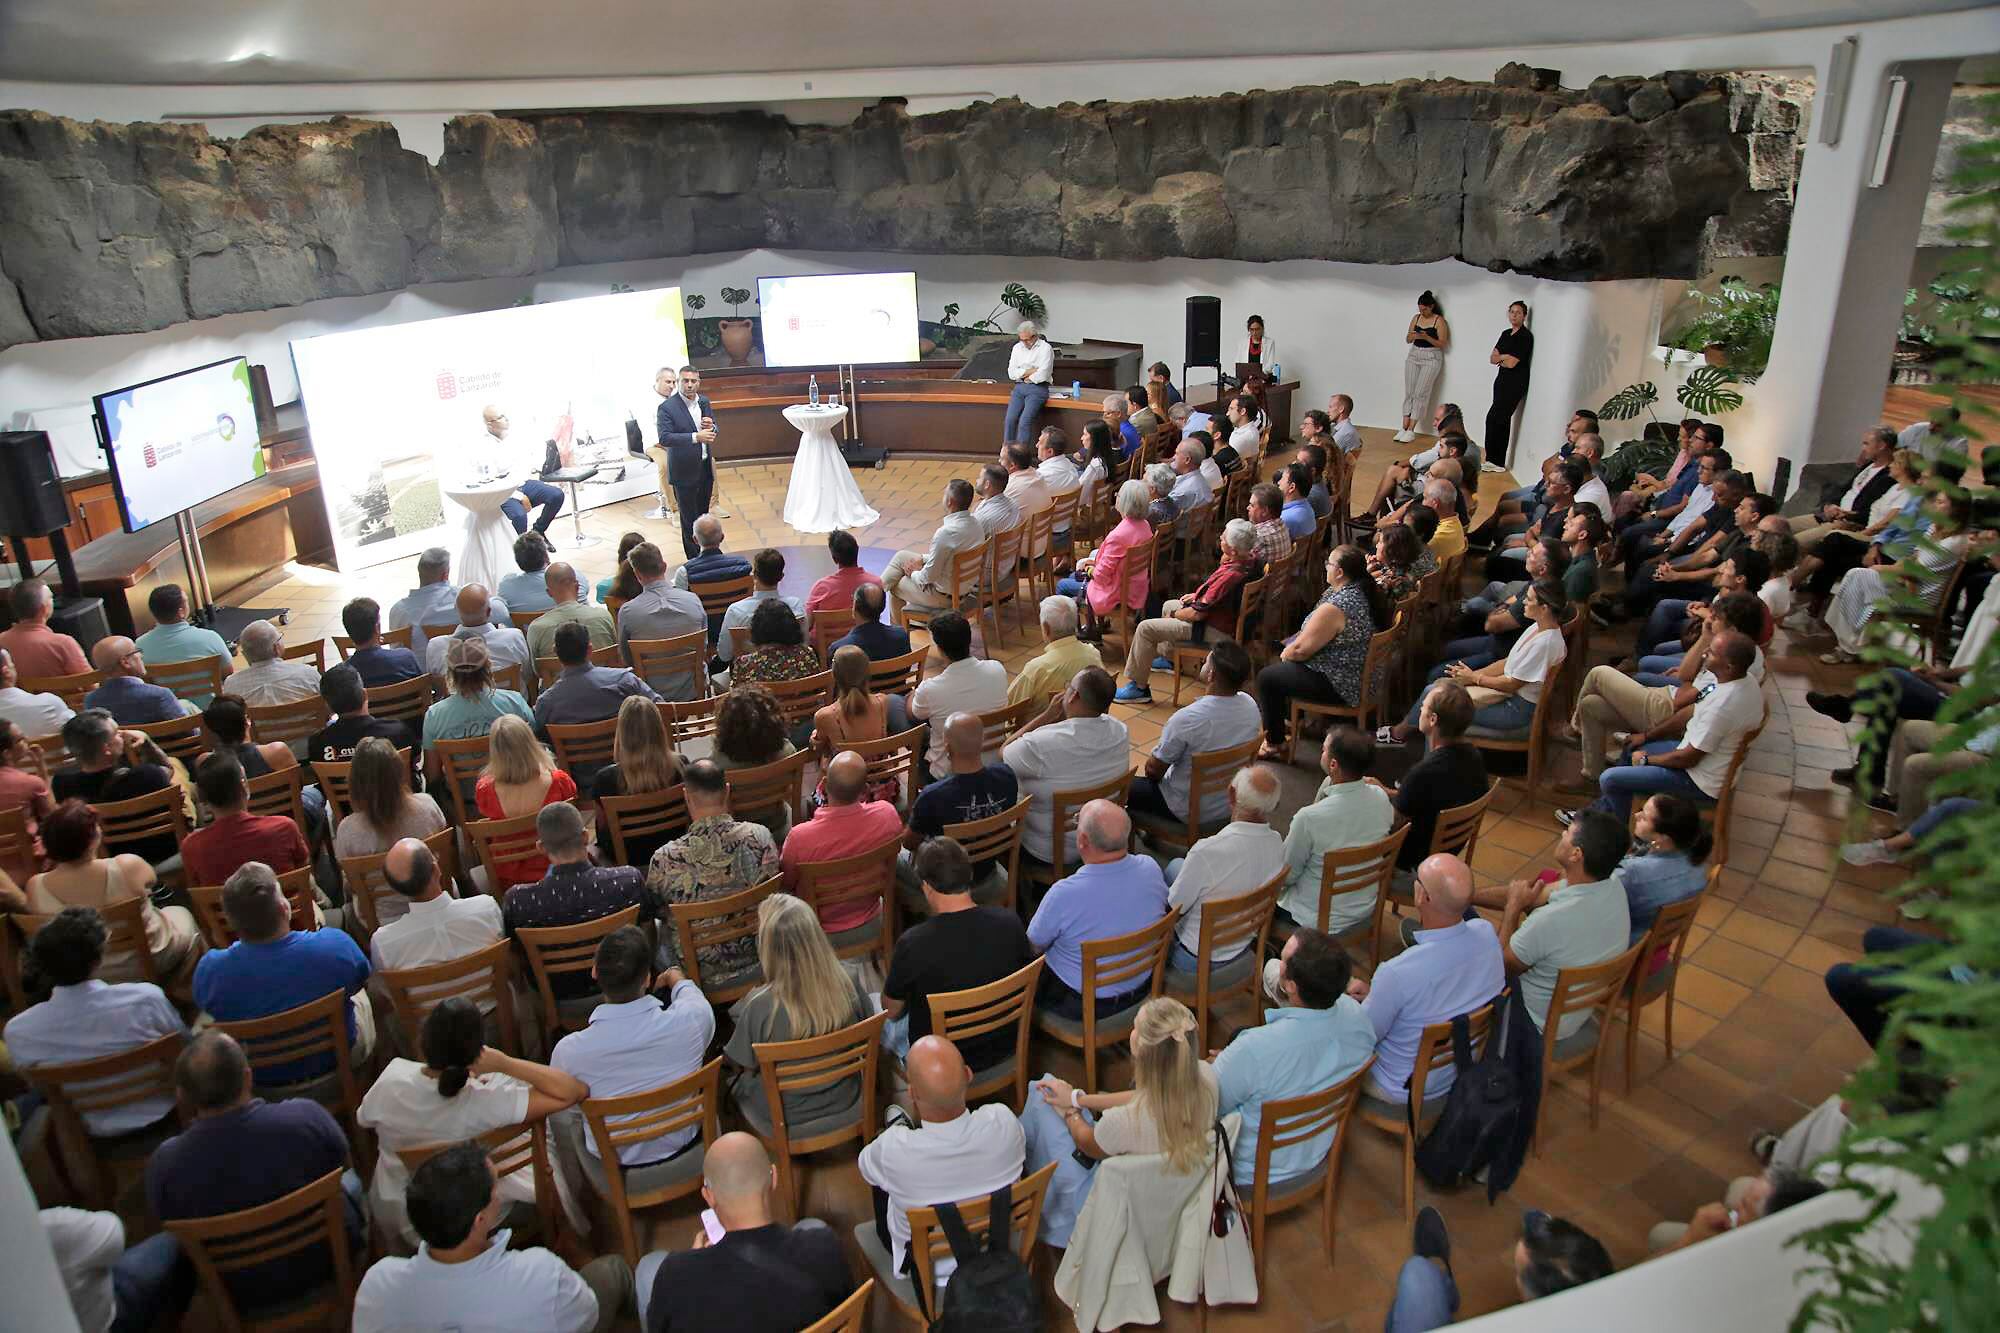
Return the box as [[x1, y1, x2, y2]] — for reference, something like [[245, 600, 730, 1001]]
[[1397, 291, 1450, 442], [1485, 300, 1534, 467]]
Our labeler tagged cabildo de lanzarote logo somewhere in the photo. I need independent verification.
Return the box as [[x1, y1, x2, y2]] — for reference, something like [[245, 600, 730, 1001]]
[[143, 443, 158, 468], [437, 370, 459, 400]]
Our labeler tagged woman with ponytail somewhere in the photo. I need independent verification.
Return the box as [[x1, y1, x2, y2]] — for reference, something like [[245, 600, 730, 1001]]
[[1018, 996, 1220, 1247], [1255, 544, 1390, 761], [1618, 793, 1713, 943], [358, 996, 587, 1246]]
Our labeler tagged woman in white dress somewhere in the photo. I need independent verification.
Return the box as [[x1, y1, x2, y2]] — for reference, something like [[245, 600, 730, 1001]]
[[1397, 291, 1451, 442], [1823, 491, 1973, 662]]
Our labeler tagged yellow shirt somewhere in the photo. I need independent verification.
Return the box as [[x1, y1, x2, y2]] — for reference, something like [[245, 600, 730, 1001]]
[[1429, 515, 1467, 563], [1006, 635, 1105, 710]]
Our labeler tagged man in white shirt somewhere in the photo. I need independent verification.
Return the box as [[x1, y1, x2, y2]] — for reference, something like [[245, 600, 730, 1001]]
[[1164, 765, 1286, 973], [0, 645, 74, 737], [1129, 639, 1262, 829], [716, 548, 806, 667], [219, 618, 323, 707], [1000, 665, 1131, 864], [972, 464, 1022, 579], [1277, 727, 1396, 933], [1002, 321, 1055, 446], [475, 404, 567, 536], [1168, 441, 1210, 533], [1224, 393, 1263, 466], [1191, 435, 1226, 494], [423, 585, 532, 679], [370, 837, 505, 977], [882, 478, 986, 614], [1035, 429, 1083, 549], [858, 1034, 1025, 1280], [43, 1205, 193, 1333], [549, 926, 716, 1215], [1571, 434, 1613, 518], [907, 612, 1010, 778], [1001, 442, 1054, 558]]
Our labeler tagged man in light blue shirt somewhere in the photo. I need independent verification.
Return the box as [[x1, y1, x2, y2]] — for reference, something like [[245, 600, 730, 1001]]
[[495, 533, 557, 614], [1216, 928, 1376, 1185], [133, 584, 230, 706], [389, 549, 511, 661], [1278, 727, 1394, 933], [716, 548, 805, 666], [1279, 463, 1318, 539], [1503, 811, 1632, 1040], [1027, 801, 1169, 1020]]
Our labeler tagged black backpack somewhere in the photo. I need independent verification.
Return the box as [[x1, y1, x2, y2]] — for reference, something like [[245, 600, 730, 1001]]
[[1412, 990, 1535, 1201], [926, 1182, 1041, 1333]]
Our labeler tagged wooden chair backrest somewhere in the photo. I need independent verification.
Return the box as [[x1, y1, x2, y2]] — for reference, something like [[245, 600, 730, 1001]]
[[792, 838, 898, 962], [975, 698, 1036, 757], [1544, 943, 1647, 1059], [430, 734, 492, 823], [1429, 784, 1494, 860], [241, 764, 310, 828], [1250, 1054, 1374, 1204], [516, 903, 644, 1029], [164, 1165, 356, 1333], [942, 796, 1032, 911], [1315, 826, 1412, 932], [1045, 768, 1136, 876], [1193, 871, 1283, 973], [927, 956, 1045, 1095], [278, 639, 329, 674], [802, 1282, 874, 1333], [1631, 884, 1708, 996], [465, 811, 543, 893], [808, 609, 857, 664], [723, 747, 812, 830], [188, 864, 318, 948], [1078, 909, 1176, 1006], [728, 625, 755, 660], [534, 644, 626, 690], [338, 826, 459, 938], [20, 1027, 183, 1131], [22, 671, 104, 711], [1407, 1000, 1499, 1107], [210, 987, 356, 1110], [1168, 736, 1262, 843], [580, 1056, 722, 1202], [666, 695, 723, 746], [670, 874, 780, 1003], [378, 938, 521, 1053], [545, 716, 619, 774], [246, 696, 329, 747], [0, 804, 33, 890], [145, 656, 228, 704], [310, 748, 414, 826], [760, 670, 835, 730], [510, 609, 543, 631], [89, 785, 190, 854], [866, 647, 926, 697], [600, 785, 692, 865], [130, 713, 209, 769], [629, 632, 712, 700], [362, 676, 432, 729], [752, 1010, 886, 1149], [907, 1161, 1059, 1315], [692, 574, 755, 620], [1117, 535, 1156, 609], [333, 624, 414, 660], [843, 724, 927, 810]]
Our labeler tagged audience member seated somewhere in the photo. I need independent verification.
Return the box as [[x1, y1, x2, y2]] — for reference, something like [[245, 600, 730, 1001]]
[[589, 695, 682, 861], [0, 644, 75, 737], [648, 758, 778, 988], [1616, 418, 1703, 521], [1036, 431, 1083, 550], [881, 837, 1034, 1063], [724, 893, 874, 1129], [1247, 482, 1295, 568], [1256, 546, 1392, 762], [829, 583, 911, 661], [972, 464, 1024, 568], [497, 532, 557, 613], [308, 662, 415, 766], [1368, 522, 1428, 603], [1294, 441, 1331, 516], [548, 925, 715, 1216], [1009, 595, 1104, 712], [1326, 392, 1364, 457], [1787, 425, 1900, 555], [474, 716, 580, 891], [1385, 1206, 1613, 1331], [42, 1201, 194, 1333], [718, 548, 806, 669], [809, 648, 905, 803], [1820, 491, 1974, 664], [596, 532, 646, 607], [635, 1133, 850, 1333], [50, 710, 180, 865], [0, 718, 53, 850], [1277, 463, 1317, 539], [340, 596, 426, 687], [617, 542, 707, 699], [899, 712, 1018, 909], [1277, 727, 1395, 935], [860, 1033, 1027, 1283], [1448, 539, 1564, 669], [1616, 442, 1724, 570], [336, 737, 447, 881], [82, 636, 189, 725], [358, 997, 588, 1248], [1102, 392, 1141, 459], [182, 754, 311, 888], [1634, 553, 1771, 679], [711, 685, 800, 844], [1488, 461, 1576, 578], [1839, 795, 1980, 868], [881, 478, 984, 616], [390, 548, 479, 659], [1129, 639, 1261, 832], [805, 529, 882, 628], [1019, 996, 1217, 1247], [1352, 853, 1504, 1108], [149, 1033, 364, 1320], [5, 906, 188, 1133], [1003, 667, 1129, 869], [195, 861, 374, 1072], [1141, 462, 1180, 530], [1499, 812, 1631, 1040], [1055, 481, 1155, 635], [1791, 448, 1924, 610], [728, 598, 820, 689], [909, 612, 1009, 778], [1386, 580, 1567, 749], [23, 799, 199, 982], [781, 750, 900, 937], [1421, 479, 1467, 562], [528, 562, 618, 663], [1218, 928, 1375, 1185], [202, 695, 303, 784], [353, 1141, 620, 1333], [423, 586, 531, 681], [1647, 1167, 1828, 1257], [1003, 440, 1054, 559], [371, 835, 504, 973], [0, 579, 89, 679], [1116, 524, 1261, 707], [503, 802, 654, 998], [1603, 472, 1759, 624], [221, 618, 323, 707], [670, 513, 755, 611], [1071, 421, 1121, 514], [1165, 765, 1285, 973], [133, 583, 231, 706], [1027, 800, 1167, 1019], [533, 622, 660, 778]]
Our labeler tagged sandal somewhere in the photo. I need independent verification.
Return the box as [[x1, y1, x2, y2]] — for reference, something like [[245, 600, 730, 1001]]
[[1374, 725, 1405, 746], [1255, 743, 1291, 764]]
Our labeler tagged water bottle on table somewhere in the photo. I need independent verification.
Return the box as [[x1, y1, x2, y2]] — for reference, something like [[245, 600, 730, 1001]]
[[1071, 380, 1081, 400], [809, 374, 820, 406]]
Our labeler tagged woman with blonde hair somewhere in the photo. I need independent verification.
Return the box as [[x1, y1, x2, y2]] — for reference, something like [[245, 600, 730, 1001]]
[[472, 714, 577, 889], [809, 645, 904, 807], [1019, 995, 1219, 1246], [724, 892, 873, 1126], [591, 695, 682, 864], [332, 737, 446, 920]]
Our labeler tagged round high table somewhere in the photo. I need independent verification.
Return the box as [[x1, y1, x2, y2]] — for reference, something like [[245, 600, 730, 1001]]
[[781, 403, 879, 533], [444, 476, 521, 591]]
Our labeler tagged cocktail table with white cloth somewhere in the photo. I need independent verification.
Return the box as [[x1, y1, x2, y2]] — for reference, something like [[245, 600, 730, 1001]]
[[444, 475, 523, 591], [782, 403, 879, 533]]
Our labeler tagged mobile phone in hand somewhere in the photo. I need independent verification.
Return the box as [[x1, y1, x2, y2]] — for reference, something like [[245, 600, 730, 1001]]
[[701, 1208, 726, 1245]]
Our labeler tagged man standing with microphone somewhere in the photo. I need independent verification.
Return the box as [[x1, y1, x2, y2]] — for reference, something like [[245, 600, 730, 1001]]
[[1003, 321, 1054, 446], [656, 365, 718, 559]]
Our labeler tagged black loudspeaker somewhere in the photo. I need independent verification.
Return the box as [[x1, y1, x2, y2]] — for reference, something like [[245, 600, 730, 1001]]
[[0, 432, 71, 537], [1185, 297, 1221, 365]]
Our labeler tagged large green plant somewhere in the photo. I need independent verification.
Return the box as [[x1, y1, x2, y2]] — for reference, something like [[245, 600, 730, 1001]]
[[933, 283, 1049, 351], [1789, 90, 2000, 1333], [1668, 275, 1781, 380], [1599, 366, 1746, 436]]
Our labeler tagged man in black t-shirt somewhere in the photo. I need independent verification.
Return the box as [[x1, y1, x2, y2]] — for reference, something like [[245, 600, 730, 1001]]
[[898, 712, 1019, 908], [882, 837, 1034, 1069], [306, 664, 415, 765], [51, 709, 180, 865], [1388, 683, 1489, 872]]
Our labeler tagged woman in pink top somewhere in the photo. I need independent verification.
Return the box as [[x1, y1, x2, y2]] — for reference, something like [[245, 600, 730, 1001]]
[[1059, 479, 1156, 631]]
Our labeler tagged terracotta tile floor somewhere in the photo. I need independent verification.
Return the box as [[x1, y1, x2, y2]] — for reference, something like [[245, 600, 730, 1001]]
[[110, 434, 1916, 1329]]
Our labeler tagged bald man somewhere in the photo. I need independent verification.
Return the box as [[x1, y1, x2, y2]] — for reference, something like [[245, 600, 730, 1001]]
[[635, 1132, 849, 1333], [1027, 799, 1169, 1020], [859, 1034, 1026, 1278], [900, 712, 1020, 909], [368, 836, 502, 974], [83, 635, 192, 723], [779, 750, 904, 937], [1346, 853, 1504, 1105], [478, 404, 566, 535], [525, 561, 616, 662], [422, 584, 532, 679]]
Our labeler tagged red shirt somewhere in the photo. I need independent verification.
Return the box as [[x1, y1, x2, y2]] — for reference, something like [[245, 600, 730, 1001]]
[[182, 810, 311, 888], [1184, 555, 1260, 630], [474, 769, 579, 887], [805, 565, 882, 616], [779, 800, 902, 933], [0, 624, 89, 679]]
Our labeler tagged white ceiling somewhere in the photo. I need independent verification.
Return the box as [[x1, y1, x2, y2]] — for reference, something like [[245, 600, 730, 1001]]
[[0, 0, 1992, 87]]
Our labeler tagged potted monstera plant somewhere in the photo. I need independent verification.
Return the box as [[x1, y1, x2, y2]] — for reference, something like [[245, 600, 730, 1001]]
[[717, 286, 758, 365]]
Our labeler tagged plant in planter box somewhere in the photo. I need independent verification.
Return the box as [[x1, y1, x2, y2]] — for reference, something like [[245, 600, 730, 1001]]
[[1666, 275, 1780, 380]]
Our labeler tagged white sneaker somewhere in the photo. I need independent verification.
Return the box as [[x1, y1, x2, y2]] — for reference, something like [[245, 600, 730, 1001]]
[[1393, 429, 1415, 443], [1840, 839, 1898, 866]]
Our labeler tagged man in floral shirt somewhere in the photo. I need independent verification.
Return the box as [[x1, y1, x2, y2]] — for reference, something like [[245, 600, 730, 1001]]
[[645, 758, 780, 984]]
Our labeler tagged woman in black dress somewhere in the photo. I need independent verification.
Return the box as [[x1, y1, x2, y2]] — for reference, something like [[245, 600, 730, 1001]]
[[1485, 300, 1534, 468]]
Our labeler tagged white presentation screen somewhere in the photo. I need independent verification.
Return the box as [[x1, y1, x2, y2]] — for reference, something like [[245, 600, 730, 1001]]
[[93, 357, 263, 533], [757, 271, 920, 367], [291, 288, 688, 571]]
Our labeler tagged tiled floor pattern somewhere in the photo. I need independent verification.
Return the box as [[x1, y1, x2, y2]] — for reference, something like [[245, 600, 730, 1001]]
[[148, 436, 1911, 1329]]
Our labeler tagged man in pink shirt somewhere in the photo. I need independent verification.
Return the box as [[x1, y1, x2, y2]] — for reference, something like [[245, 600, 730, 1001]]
[[0, 581, 90, 680], [804, 530, 882, 623], [780, 750, 902, 935]]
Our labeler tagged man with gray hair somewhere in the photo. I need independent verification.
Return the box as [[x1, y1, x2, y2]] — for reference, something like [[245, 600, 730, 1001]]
[[1169, 441, 1210, 525], [1424, 476, 1467, 562], [499, 804, 654, 997], [0, 577, 88, 678], [388, 547, 477, 659], [1115, 522, 1263, 704], [1164, 764, 1285, 973], [1102, 392, 1140, 458], [423, 584, 532, 680], [1028, 798, 1169, 1019], [669, 513, 752, 594], [882, 478, 985, 615], [1008, 595, 1103, 712], [221, 618, 323, 707], [1004, 319, 1055, 444]]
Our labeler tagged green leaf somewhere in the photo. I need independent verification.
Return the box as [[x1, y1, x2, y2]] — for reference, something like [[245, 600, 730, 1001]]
[[685, 293, 706, 311], [1598, 381, 1660, 421], [1675, 365, 1744, 415]]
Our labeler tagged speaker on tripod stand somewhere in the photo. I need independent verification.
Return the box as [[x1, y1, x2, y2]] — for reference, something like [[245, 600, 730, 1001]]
[[0, 431, 110, 652]]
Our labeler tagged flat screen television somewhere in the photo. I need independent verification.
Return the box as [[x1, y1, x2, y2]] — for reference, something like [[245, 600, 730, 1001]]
[[757, 271, 921, 367], [92, 356, 264, 533]]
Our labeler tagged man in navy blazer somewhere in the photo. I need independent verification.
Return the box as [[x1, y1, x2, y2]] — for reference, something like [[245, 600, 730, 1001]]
[[656, 366, 717, 559]]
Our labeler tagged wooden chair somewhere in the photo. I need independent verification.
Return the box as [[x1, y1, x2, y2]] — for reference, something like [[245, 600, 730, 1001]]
[[0, 912, 27, 1022], [210, 989, 365, 1150], [1127, 735, 1261, 857], [430, 734, 492, 824], [727, 624, 755, 661], [1708, 716, 1766, 868], [163, 1165, 358, 1333], [1285, 614, 1400, 757], [792, 839, 899, 971], [377, 938, 523, 1055], [278, 639, 329, 674], [748, 1010, 887, 1221], [866, 647, 927, 697], [1019, 768, 1134, 908], [844, 724, 927, 812], [246, 697, 329, 749], [600, 785, 692, 865], [580, 1057, 723, 1264], [22, 1030, 185, 1206], [145, 655, 228, 705], [724, 748, 812, 835], [89, 787, 191, 883], [1096, 534, 1157, 664], [465, 811, 543, 897], [510, 608, 543, 631], [605, 594, 629, 626], [1030, 909, 1177, 1093], [188, 864, 320, 947], [973, 698, 1036, 760], [863, 1160, 1058, 1327], [804, 1281, 874, 1333], [488, 661, 527, 697], [0, 805, 33, 894], [926, 957, 1046, 1113], [1165, 577, 1267, 704], [1164, 870, 1282, 1048], [1386, 785, 1494, 919], [394, 1119, 560, 1248], [1900, 552, 1971, 664], [21, 670, 104, 712], [1619, 872, 1713, 1093], [131, 712, 209, 769], [977, 526, 1025, 647], [1463, 609, 1585, 792], [310, 747, 413, 826], [516, 903, 643, 1040], [533, 644, 625, 691], [1273, 826, 1411, 974], [242, 765, 311, 830], [333, 624, 413, 660], [1535, 941, 1647, 1149], [338, 826, 459, 939], [941, 796, 1031, 913], [1023, 493, 1077, 600], [808, 608, 857, 663], [1247, 1055, 1375, 1287], [1355, 999, 1498, 1222], [23, 730, 67, 767], [691, 574, 755, 629], [760, 670, 835, 734], [897, 541, 988, 643], [544, 716, 619, 776], [13, 895, 163, 989], [629, 632, 712, 702], [669, 874, 780, 1004], [666, 695, 723, 747], [361, 676, 431, 731]]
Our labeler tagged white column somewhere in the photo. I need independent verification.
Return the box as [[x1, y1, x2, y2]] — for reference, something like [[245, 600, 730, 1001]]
[[1747, 56, 1962, 483]]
